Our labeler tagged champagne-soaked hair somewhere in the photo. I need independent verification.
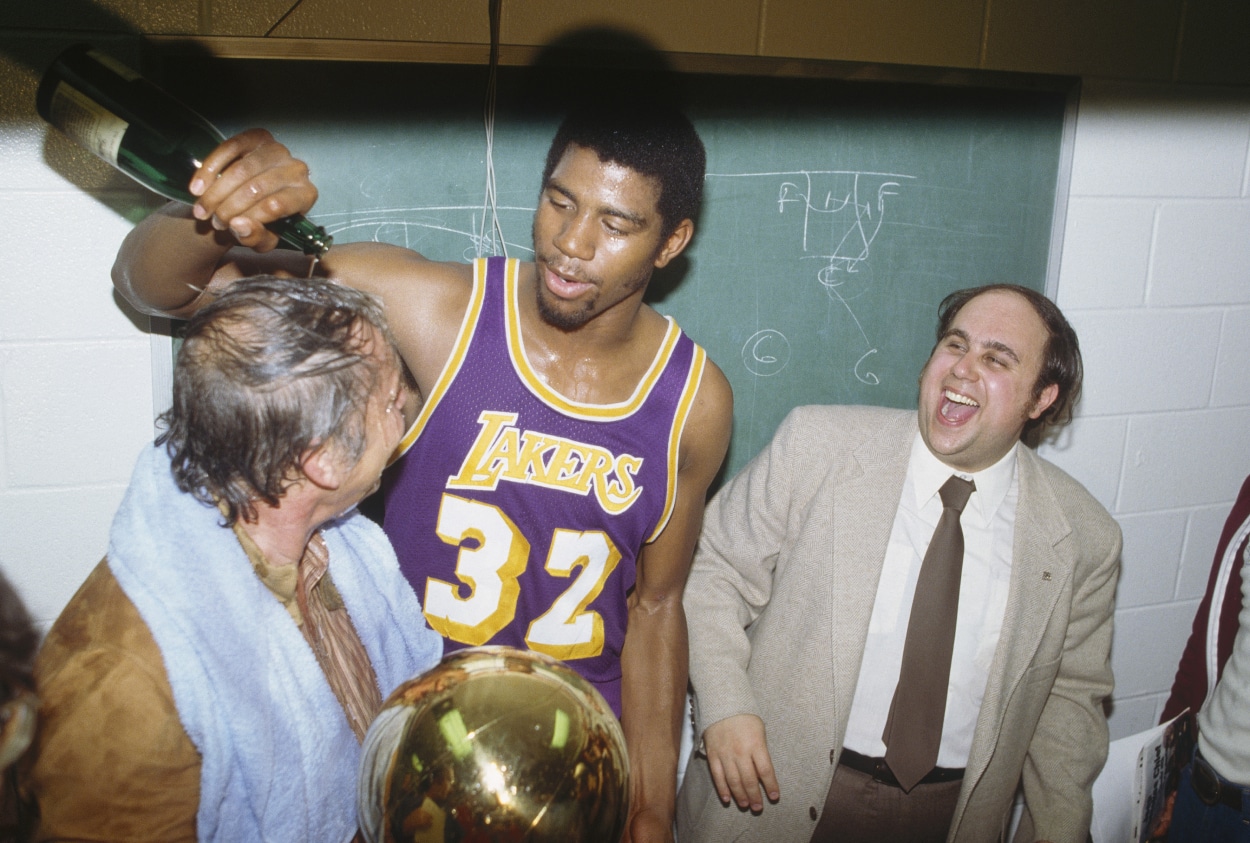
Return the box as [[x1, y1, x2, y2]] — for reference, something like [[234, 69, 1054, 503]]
[[935, 283, 1083, 436], [541, 104, 706, 238], [157, 275, 396, 525]]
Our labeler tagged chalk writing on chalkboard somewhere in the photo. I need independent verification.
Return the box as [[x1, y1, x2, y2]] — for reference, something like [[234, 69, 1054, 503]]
[[317, 204, 537, 263], [742, 329, 791, 377], [708, 169, 914, 386]]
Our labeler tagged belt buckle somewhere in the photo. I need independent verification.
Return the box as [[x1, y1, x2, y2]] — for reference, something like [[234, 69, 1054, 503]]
[[870, 757, 896, 786], [1193, 754, 1223, 807]]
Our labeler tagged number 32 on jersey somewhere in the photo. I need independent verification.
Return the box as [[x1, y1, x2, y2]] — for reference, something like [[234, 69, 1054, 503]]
[[422, 493, 622, 661]]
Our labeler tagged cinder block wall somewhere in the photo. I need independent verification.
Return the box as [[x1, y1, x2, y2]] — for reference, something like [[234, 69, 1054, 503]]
[[2, 0, 1249, 739], [1042, 78, 1250, 736]]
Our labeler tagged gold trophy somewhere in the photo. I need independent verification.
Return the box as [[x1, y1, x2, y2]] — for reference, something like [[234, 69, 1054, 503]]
[[359, 647, 630, 843]]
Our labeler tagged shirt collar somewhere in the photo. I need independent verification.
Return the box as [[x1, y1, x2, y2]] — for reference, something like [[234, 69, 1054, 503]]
[[225, 508, 329, 626], [909, 433, 1018, 527]]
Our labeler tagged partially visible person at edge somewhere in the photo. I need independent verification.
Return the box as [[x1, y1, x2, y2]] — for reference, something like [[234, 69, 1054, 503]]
[[18, 276, 443, 842], [109, 101, 733, 842], [677, 284, 1121, 843], [0, 570, 38, 838], [1161, 474, 1250, 842]]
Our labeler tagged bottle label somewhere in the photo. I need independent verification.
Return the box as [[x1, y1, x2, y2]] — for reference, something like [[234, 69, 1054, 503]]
[[47, 82, 127, 165]]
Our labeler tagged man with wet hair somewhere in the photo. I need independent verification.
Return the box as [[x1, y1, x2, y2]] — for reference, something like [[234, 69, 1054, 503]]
[[22, 276, 441, 842]]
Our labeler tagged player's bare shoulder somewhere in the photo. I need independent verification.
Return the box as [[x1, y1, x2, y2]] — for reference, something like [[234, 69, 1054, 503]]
[[694, 356, 734, 437], [684, 354, 733, 477], [317, 242, 475, 391], [319, 242, 470, 302]]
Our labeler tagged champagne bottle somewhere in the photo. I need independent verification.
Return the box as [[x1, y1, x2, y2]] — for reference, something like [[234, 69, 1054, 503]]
[[36, 44, 331, 256]]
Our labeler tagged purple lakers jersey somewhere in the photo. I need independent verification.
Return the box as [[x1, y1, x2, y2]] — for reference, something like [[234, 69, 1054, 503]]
[[383, 256, 707, 716]]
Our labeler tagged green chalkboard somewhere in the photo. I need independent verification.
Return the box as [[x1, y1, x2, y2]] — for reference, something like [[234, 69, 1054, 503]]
[[163, 58, 1071, 481]]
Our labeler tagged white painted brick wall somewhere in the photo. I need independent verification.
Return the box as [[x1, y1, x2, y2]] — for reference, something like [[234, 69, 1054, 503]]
[[1177, 505, 1238, 600], [1120, 410, 1250, 510], [1041, 415, 1128, 511], [1152, 202, 1250, 306], [1213, 307, 1250, 406], [1114, 511, 1188, 609], [0, 44, 156, 628], [1056, 197, 1154, 309], [0, 487, 128, 622], [1041, 78, 1250, 738], [1066, 83, 1250, 198], [1070, 308, 1223, 415], [0, 190, 155, 341]]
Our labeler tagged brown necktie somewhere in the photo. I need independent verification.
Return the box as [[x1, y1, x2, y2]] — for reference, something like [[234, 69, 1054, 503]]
[[882, 474, 976, 792]]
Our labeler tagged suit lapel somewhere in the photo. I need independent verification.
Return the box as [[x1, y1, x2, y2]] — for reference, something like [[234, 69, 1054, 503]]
[[959, 447, 1075, 795]]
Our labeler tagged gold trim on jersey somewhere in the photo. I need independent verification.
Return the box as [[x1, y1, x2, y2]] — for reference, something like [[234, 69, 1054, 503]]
[[389, 258, 491, 462], [505, 260, 683, 420], [647, 345, 707, 544]]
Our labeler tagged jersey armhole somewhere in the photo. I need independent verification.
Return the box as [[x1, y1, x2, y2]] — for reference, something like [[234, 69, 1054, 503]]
[[389, 258, 495, 461], [647, 344, 708, 544]]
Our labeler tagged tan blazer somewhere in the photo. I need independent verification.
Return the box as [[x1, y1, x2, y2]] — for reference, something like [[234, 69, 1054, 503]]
[[677, 405, 1121, 843]]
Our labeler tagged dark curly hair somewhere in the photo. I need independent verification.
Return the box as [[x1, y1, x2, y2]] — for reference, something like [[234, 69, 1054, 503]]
[[156, 276, 397, 525], [541, 104, 706, 238], [0, 572, 36, 702], [935, 283, 1083, 436]]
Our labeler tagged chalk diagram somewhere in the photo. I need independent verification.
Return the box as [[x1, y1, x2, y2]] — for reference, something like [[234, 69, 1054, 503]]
[[708, 169, 912, 385], [315, 204, 535, 263], [741, 329, 792, 378]]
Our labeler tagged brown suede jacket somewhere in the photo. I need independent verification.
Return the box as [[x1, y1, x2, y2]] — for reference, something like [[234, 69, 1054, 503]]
[[20, 560, 200, 841]]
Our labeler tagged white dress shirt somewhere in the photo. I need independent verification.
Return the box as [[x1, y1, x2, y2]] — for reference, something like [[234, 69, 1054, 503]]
[[842, 433, 1019, 768]]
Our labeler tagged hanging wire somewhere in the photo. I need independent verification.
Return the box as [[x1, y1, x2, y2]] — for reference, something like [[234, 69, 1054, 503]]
[[479, 0, 507, 258], [264, 0, 307, 36]]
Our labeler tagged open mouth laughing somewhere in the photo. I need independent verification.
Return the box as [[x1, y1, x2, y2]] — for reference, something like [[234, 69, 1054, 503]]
[[940, 388, 979, 424]]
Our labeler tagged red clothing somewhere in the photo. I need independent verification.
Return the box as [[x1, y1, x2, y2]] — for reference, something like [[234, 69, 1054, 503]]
[[1161, 474, 1250, 722]]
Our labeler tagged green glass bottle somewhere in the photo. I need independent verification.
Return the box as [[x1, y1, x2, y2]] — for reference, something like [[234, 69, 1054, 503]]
[[36, 44, 331, 256]]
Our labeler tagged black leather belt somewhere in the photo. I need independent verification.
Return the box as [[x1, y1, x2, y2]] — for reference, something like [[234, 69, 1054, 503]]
[[838, 747, 964, 787], [1193, 750, 1247, 811]]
